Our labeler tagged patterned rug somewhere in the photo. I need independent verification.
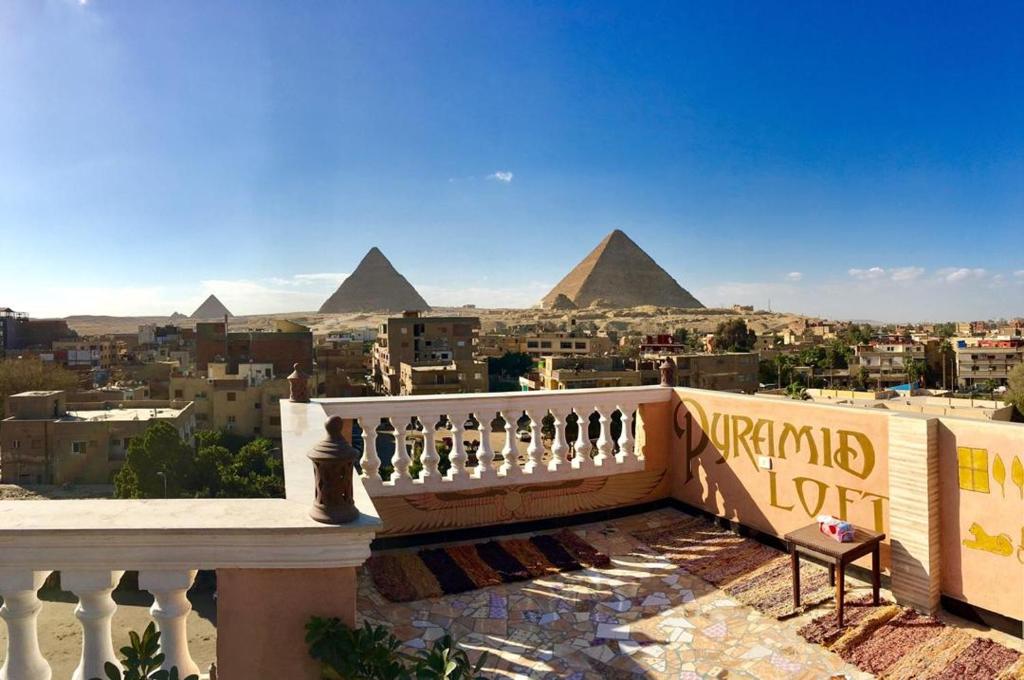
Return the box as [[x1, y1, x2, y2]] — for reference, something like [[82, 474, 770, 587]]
[[630, 516, 834, 618], [368, 529, 611, 602], [797, 596, 1023, 679], [632, 515, 1024, 677]]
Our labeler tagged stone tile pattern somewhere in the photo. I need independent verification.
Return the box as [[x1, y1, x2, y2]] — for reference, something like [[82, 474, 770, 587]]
[[357, 509, 867, 679]]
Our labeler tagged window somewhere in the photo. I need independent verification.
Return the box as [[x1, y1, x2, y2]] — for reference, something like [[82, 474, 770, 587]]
[[560, 342, 572, 349], [254, 402, 261, 409], [72, 441, 87, 455], [174, 389, 184, 399], [226, 392, 236, 401], [957, 447, 989, 493], [527, 341, 539, 349], [541, 341, 551, 349], [10, 439, 20, 449], [575, 342, 586, 349], [269, 416, 281, 426], [227, 415, 237, 424]]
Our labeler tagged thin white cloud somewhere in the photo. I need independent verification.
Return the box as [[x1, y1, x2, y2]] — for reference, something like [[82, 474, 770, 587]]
[[785, 272, 803, 282], [937, 267, 986, 283], [487, 171, 514, 183], [848, 267, 886, 281], [1014, 270, 1024, 279], [415, 280, 551, 309], [890, 266, 925, 282], [291, 273, 348, 284]]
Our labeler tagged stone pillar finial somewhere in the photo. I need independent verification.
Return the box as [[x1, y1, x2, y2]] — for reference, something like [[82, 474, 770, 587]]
[[307, 416, 360, 524], [287, 363, 309, 403], [659, 359, 675, 387]]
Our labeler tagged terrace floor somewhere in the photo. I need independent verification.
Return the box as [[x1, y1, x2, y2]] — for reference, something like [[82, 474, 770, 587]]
[[359, 508, 872, 679]]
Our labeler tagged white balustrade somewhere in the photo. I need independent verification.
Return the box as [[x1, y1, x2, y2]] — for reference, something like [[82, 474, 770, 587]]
[[357, 416, 381, 489], [316, 385, 671, 496], [0, 570, 51, 680], [63, 569, 124, 680], [0, 497, 379, 680], [139, 570, 200, 677]]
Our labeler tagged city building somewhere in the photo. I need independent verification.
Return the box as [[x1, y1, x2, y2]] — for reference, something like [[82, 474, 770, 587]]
[[657, 352, 760, 393], [849, 337, 931, 388], [0, 390, 194, 485], [519, 333, 613, 358], [170, 362, 296, 439], [638, 334, 690, 354], [0, 307, 74, 356], [371, 312, 482, 395], [954, 338, 1024, 389], [522, 356, 658, 390], [398, 360, 488, 395], [51, 339, 119, 369], [195, 320, 313, 377]]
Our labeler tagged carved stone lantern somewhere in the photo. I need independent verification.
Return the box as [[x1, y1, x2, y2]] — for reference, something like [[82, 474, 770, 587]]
[[659, 359, 676, 387], [308, 416, 360, 524], [287, 363, 310, 403]]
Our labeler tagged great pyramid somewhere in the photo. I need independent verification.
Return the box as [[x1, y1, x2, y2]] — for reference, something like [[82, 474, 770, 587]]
[[190, 294, 233, 319], [541, 229, 703, 309], [318, 247, 430, 313]]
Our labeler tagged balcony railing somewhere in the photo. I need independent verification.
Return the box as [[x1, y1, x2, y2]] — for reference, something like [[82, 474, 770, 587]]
[[311, 385, 671, 497]]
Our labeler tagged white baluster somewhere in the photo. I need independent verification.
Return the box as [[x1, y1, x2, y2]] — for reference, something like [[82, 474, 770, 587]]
[[139, 570, 199, 677], [594, 406, 612, 466], [474, 411, 496, 480], [419, 415, 440, 480], [63, 570, 124, 680], [357, 416, 382, 488], [500, 410, 521, 477], [523, 409, 542, 474], [573, 409, 593, 469], [391, 417, 412, 486], [548, 408, 568, 473], [0, 570, 51, 680], [447, 412, 468, 480], [617, 404, 637, 461]]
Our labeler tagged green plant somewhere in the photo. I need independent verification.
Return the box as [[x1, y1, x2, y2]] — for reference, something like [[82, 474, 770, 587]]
[[306, 618, 488, 680], [91, 622, 198, 680]]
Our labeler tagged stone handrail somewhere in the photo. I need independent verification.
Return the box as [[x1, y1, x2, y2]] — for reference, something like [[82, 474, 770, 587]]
[[0, 492, 380, 680], [294, 385, 673, 497]]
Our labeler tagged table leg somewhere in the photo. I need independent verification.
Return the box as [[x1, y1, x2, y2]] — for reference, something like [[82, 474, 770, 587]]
[[872, 545, 881, 606], [828, 563, 835, 587], [836, 561, 846, 627], [790, 545, 800, 609]]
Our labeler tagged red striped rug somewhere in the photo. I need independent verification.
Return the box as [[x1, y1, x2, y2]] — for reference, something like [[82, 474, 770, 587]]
[[368, 529, 611, 602]]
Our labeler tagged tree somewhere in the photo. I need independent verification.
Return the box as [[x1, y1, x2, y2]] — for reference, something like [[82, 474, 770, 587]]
[[906, 359, 927, 386], [114, 421, 195, 498], [487, 352, 534, 378], [712, 319, 755, 353], [0, 358, 80, 415], [1006, 364, 1024, 417]]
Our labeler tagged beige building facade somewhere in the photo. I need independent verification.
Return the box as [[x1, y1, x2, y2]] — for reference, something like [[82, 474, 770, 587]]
[[658, 352, 760, 393], [0, 390, 194, 485], [170, 373, 291, 440], [372, 312, 481, 395]]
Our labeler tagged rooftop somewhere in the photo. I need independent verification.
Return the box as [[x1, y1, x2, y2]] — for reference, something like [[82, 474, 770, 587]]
[[64, 406, 189, 422]]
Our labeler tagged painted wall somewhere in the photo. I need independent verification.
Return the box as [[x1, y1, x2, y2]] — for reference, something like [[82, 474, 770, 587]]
[[670, 388, 892, 567], [937, 417, 1024, 620]]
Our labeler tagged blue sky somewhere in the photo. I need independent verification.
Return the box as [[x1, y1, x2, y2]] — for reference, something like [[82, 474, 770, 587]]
[[1, 1, 1021, 321]]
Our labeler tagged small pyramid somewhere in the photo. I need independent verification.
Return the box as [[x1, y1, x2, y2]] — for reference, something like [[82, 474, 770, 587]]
[[548, 293, 577, 310], [191, 294, 233, 319], [318, 247, 430, 313], [541, 230, 703, 309]]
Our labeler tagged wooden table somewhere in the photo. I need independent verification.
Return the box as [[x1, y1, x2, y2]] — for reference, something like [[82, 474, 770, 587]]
[[784, 522, 885, 627]]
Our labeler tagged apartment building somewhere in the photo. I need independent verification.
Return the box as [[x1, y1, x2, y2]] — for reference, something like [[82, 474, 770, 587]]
[[520, 333, 613, 358], [476, 334, 523, 359], [195, 320, 313, 377], [51, 339, 119, 369], [522, 356, 658, 390], [0, 390, 194, 485], [850, 338, 931, 387], [657, 352, 760, 393], [315, 339, 370, 397], [954, 338, 1024, 389], [398, 361, 488, 395], [170, 362, 295, 439], [0, 308, 74, 356], [372, 312, 482, 395]]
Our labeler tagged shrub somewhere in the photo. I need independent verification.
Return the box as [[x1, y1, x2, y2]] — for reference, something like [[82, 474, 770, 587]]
[[91, 622, 198, 680]]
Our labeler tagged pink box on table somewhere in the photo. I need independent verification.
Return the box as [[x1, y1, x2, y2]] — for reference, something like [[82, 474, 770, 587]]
[[816, 515, 853, 543]]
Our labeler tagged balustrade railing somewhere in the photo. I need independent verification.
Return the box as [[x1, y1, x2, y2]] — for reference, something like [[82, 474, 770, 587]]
[[0, 498, 378, 680], [315, 385, 671, 496]]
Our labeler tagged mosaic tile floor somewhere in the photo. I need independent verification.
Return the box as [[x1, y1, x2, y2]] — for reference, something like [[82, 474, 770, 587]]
[[357, 508, 872, 679]]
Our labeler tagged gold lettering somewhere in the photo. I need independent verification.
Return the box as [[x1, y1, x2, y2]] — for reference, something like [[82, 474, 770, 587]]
[[779, 423, 817, 463], [710, 412, 731, 460], [675, 399, 710, 484], [794, 476, 828, 518], [834, 430, 875, 480], [752, 418, 775, 458], [731, 415, 757, 470], [768, 470, 794, 511]]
